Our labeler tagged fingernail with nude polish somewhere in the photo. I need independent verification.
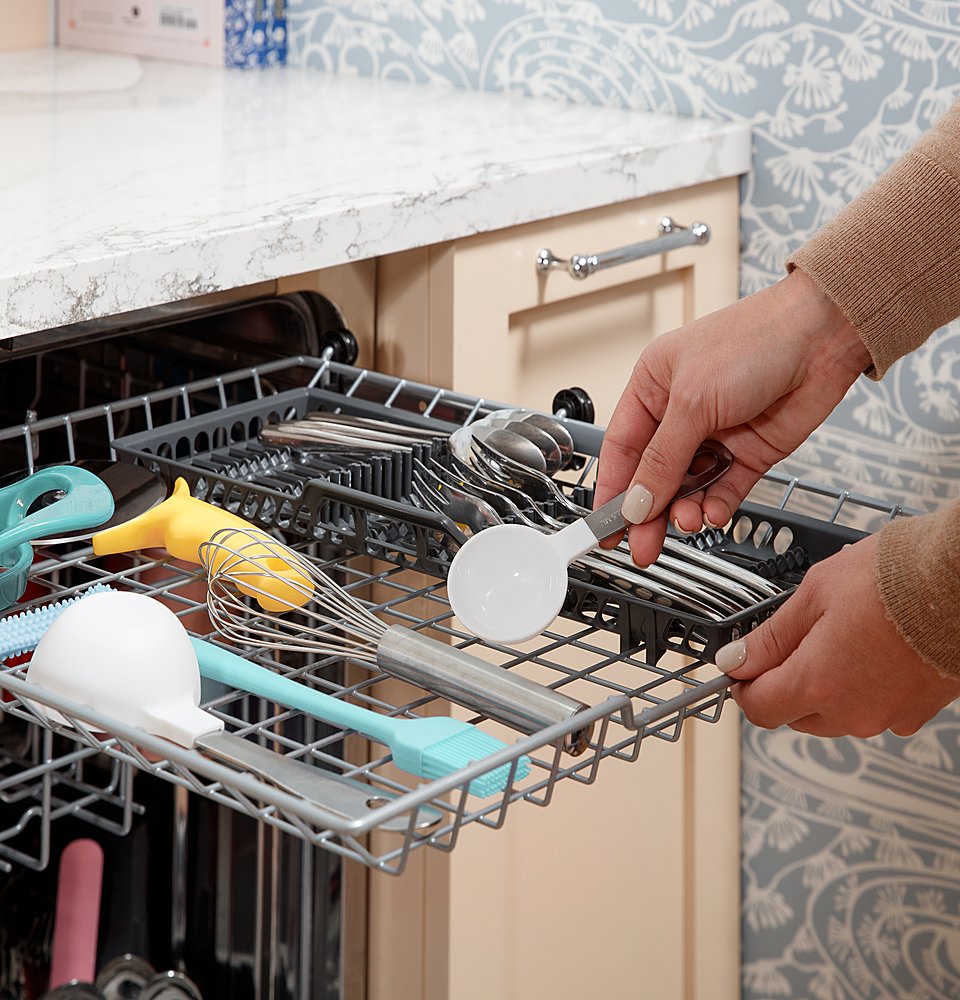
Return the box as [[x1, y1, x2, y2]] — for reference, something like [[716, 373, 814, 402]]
[[715, 639, 747, 674], [622, 484, 654, 524], [703, 512, 723, 529]]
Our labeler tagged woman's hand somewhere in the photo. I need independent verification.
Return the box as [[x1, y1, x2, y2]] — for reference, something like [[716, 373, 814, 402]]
[[594, 268, 872, 565], [717, 533, 960, 737]]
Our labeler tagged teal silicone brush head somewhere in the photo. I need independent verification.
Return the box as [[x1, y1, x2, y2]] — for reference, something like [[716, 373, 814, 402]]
[[389, 715, 531, 798], [0, 584, 113, 660]]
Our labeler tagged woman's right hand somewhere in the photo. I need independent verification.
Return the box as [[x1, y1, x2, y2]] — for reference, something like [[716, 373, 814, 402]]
[[594, 268, 874, 566]]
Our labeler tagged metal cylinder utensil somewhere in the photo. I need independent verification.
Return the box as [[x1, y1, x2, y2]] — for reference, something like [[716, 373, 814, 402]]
[[377, 625, 593, 755]]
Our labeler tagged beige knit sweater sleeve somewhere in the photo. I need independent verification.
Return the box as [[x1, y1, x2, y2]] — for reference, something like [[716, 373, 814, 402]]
[[788, 99, 960, 378], [786, 100, 960, 680]]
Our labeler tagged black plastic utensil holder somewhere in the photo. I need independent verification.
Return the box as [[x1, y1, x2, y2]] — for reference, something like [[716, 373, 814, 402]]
[[113, 375, 867, 664]]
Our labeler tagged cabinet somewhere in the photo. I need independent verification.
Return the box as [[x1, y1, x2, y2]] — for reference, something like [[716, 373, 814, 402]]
[[364, 177, 743, 1000]]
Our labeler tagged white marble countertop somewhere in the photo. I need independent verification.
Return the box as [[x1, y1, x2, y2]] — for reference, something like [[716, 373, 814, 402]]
[[1, 47, 751, 339]]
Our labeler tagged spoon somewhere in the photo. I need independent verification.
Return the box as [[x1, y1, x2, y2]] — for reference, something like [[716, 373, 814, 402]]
[[425, 453, 765, 613], [492, 409, 576, 469], [414, 461, 733, 620], [450, 424, 549, 475], [446, 441, 733, 643], [484, 417, 563, 475]]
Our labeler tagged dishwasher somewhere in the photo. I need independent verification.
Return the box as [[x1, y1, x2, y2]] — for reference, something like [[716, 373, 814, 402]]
[[0, 290, 908, 1000]]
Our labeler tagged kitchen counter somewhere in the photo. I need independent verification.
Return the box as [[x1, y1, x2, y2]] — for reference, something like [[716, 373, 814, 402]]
[[1, 47, 751, 339]]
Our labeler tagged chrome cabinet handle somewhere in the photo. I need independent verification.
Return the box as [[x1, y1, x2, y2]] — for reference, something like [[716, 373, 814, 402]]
[[536, 216, 710, 280]]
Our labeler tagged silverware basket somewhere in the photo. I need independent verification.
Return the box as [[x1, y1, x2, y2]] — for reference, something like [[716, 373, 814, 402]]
[[112, 355, 880, 662]]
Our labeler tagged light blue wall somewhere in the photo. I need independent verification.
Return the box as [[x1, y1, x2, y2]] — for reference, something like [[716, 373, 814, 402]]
[[288, 2, 960, 995]]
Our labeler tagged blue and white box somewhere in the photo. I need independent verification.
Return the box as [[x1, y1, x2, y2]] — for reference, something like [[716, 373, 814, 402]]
[[58, 0, 287, 68]]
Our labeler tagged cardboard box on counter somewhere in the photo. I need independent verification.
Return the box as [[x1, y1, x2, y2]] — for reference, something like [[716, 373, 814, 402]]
[[58, 0, 286, 68]]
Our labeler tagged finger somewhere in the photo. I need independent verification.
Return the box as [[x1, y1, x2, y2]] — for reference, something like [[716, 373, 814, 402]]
[[594, 384, 659, 550], [594, 383, 660, 510], [713, 581, 821, 681], [598, 529, 626, 550], [668, 492, 704, 534], [733, 661, 816, 730], [727, 594, 837, 730], [621, 397, 711, 526], [626, 514, 669, 567], [729, 681, 744, 710], [701, 461, 766, 530]]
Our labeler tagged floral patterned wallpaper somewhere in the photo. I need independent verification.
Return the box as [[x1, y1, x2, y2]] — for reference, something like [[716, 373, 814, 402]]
[[287, 2, 960, 996]]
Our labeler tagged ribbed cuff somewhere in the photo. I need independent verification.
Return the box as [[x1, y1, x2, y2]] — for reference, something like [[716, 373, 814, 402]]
[[875, 506, 960, 680]]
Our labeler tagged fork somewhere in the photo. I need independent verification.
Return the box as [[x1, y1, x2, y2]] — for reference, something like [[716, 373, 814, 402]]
[[412, 461, 739, 619], [421, 457, 774, 609]]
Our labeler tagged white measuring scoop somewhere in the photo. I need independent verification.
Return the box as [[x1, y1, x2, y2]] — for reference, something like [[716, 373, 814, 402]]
[[447, 491, 629, 644], [26, 590, 221, 747], [446, 441, 733, 644]]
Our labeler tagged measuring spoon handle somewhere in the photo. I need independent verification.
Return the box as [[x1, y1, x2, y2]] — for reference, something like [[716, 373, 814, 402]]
[[585, 440, 734, 539]]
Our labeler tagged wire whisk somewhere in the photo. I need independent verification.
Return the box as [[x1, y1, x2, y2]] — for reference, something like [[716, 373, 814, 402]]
[[199, 528, 594, 754], [203, 530, 384, 665]]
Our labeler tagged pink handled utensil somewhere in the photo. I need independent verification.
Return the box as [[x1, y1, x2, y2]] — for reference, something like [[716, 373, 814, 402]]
[[48, 839, 104, 991]]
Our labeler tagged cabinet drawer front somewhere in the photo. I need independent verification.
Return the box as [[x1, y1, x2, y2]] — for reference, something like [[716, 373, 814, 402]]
[[448, 178, 740, 423]]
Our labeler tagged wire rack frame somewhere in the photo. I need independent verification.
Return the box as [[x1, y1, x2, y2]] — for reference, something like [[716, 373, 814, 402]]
[[0, 356, 507, 470], [0, 540, 738, 875], [0, 731, 138, 873], [0, 355, 914, 874]]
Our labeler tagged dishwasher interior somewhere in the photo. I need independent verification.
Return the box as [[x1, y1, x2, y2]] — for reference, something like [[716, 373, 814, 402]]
[[0, 292, 911, 999]]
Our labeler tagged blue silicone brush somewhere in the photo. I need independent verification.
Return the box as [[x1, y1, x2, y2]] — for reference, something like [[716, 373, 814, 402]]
[[0, 585, 113, 659], [192, 636, 530, 798]]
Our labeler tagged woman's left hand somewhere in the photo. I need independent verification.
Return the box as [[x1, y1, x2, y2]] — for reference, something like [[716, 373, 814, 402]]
[[717, 533, 960, 737]]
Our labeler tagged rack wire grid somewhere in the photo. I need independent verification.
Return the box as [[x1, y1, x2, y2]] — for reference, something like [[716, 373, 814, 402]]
[[0, 355, 914, 875]]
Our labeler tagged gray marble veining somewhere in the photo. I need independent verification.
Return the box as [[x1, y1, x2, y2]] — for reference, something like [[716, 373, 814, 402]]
[[1, 47, 750, 338]]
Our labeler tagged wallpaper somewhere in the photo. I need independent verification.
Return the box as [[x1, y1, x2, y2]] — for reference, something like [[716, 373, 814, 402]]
[[286, 2, 960, 997]]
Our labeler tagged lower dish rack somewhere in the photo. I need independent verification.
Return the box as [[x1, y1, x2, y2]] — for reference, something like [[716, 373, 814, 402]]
[[0, 355, 912, 875]]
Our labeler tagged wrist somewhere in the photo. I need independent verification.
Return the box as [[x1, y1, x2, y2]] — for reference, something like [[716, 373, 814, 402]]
[[780, 266, 873, 378]]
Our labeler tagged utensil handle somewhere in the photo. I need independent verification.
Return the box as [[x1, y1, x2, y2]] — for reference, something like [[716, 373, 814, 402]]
[[679, 440, 734, 498], [0, 466, 114, 551], [194, 732, 440, 831], [547, 511, 612, 566], [581, 441, 735, 540], [93, 480, 311, 611], [583, 491, 627, 540], [190, 637, 399, 744], [49, 839, 104, 989], [377, 626, 593, 754]]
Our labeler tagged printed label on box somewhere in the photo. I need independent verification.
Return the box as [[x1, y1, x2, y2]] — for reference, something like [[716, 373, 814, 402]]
[[59, 0, 286, 68]]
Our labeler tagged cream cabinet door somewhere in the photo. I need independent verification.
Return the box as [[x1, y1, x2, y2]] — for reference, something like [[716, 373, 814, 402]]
[[373, 178, 742, 1000]]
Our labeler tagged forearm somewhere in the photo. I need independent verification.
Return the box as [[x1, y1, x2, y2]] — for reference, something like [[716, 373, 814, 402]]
[[788, 100, 960, 378], [876, 499, 960, 679]]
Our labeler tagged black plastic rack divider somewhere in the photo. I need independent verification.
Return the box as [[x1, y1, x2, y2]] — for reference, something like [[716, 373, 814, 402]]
[[113, 384, 468, 579], [112, 358, 877, 663]]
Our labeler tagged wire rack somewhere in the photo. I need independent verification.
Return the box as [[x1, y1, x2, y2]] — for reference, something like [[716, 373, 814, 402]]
[[0, 355, 913, 875]]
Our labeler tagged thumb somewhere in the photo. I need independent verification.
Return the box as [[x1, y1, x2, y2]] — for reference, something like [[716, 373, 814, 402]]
[[621, 401, 709, 524], [713, 587, 820, 681]]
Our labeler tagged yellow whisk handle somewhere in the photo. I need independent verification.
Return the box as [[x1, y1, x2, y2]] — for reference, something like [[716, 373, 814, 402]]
[[92, 479, 311, 611]]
